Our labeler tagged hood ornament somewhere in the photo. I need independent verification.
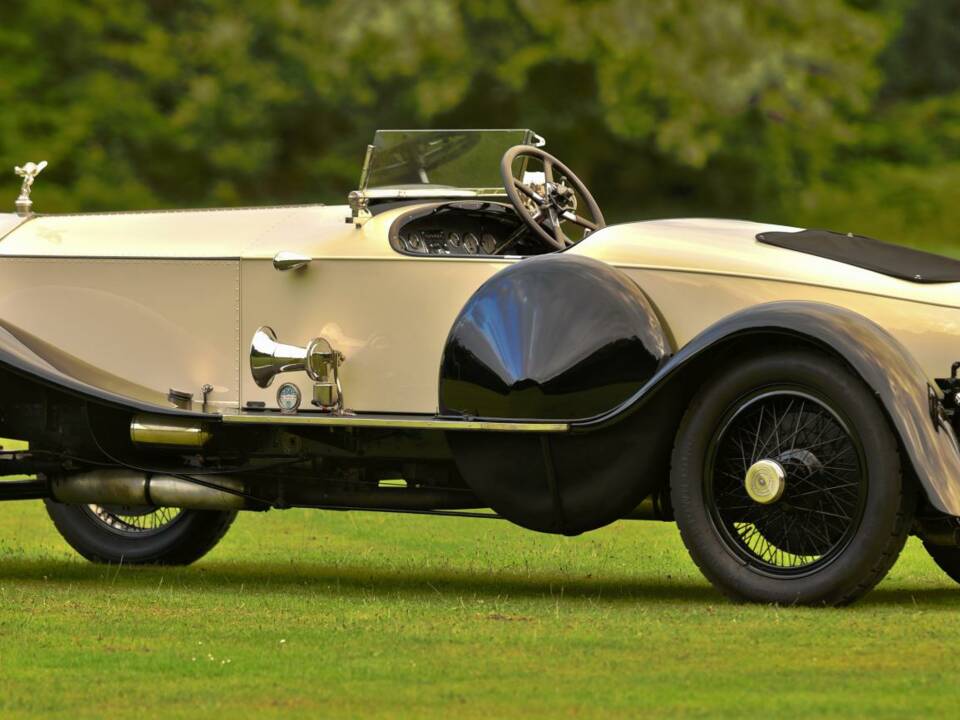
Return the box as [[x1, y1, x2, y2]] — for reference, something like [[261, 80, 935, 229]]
[[14, 160, 47, 217]]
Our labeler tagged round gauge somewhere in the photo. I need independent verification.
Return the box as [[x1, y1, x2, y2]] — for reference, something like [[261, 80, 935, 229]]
[[447, 232, 463, 250], [480, 233, 497, 254], [405, 232, 425, 253], [276, 383, 302, 414], [463, 232, 479, 255]]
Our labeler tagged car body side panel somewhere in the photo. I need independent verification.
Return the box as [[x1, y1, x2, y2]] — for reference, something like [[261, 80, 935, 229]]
[[0, 258, 240, 410], [568, 218, 960, 382], [575, 301, 960, 516], [618, 269, 960, 383], [0, 321, 215, 417], [575, 217, 960, 310], [239, 257, 508, 413]]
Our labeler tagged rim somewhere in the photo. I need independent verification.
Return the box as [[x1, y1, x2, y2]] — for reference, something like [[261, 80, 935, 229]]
[[704, 388, 868, 577], [83, 504, 184, 537]]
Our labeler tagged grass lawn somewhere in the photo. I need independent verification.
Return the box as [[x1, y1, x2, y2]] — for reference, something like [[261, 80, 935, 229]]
[[0, 499, 957, 719]]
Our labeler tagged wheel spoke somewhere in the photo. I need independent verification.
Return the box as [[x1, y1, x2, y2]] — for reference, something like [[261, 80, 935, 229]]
[[707, 390, 865, 573], [86, 505, 183, 537]]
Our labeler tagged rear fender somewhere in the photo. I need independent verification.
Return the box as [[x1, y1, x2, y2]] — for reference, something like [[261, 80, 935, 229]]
[[580, 301, 960, 516]]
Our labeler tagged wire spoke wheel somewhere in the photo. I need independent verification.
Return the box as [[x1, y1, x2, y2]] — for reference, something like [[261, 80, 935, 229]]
[[83, 504, 184, 538], [705, 389, 868, 577]]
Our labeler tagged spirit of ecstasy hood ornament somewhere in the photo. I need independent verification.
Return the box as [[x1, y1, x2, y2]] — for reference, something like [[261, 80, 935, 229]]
[[14, 160, 47, 217]]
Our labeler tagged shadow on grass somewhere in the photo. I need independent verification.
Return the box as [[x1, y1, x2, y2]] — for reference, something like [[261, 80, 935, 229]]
[[1, 556, 958, 607], [861, 585, 960, 607], [0, 556, 721, 604]]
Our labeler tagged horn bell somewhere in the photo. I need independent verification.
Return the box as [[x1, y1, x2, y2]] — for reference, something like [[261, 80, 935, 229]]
[[250, 326, 309, 388]]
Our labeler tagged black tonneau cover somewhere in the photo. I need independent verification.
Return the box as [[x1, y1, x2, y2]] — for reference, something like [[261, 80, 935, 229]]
[[756, 229, 960, 284]]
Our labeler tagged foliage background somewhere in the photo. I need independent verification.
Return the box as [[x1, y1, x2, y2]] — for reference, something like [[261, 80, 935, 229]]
[[1, 0, 958, 252]]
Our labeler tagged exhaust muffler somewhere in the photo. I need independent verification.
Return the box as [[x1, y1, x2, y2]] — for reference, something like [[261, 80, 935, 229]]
[[50, 470, 246, 510]]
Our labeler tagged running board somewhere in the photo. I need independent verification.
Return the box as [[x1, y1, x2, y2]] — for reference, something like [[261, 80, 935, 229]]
[[220, 411, 569, 433]]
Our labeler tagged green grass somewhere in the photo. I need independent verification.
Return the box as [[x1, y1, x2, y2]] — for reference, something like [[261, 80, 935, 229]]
[[0, 504, 958, 718]]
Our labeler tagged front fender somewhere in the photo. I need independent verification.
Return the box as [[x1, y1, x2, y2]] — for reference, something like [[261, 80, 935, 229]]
[[579, 301, 960, 516]]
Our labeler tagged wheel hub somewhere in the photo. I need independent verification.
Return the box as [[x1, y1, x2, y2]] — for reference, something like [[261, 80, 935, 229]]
[[744, 459, 786, 504]]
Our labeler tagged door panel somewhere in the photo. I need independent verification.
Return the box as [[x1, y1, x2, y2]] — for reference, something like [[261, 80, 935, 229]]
[[240, 258, 508, 413]]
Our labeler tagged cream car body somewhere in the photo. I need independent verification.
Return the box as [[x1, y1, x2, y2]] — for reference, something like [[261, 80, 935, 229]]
[[0, 208, 956, 414]]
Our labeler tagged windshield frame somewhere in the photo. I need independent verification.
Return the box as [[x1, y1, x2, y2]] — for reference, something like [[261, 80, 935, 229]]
[[356, 129, 545, 197]]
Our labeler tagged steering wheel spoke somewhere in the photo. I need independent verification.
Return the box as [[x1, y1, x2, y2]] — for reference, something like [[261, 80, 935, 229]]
[[547, 207, 571, 247], [501, 145, 606, 252], [562, 210, 599, 231], [513, 178, 544, 204]]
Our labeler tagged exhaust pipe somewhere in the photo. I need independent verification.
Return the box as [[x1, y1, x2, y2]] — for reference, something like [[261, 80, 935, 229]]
[[50, 470, 246, 510], [130, 415, 212, 448]]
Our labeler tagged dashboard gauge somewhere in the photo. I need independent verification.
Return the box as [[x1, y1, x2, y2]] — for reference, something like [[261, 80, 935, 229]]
[[404, 232, 425, 253], [447, 232, 463, 250], [480, 233, 497, 254], [463, 232, 479, 255]]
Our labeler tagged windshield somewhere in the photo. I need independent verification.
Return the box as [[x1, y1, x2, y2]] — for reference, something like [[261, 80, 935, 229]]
[[361, 129, 542, 195]]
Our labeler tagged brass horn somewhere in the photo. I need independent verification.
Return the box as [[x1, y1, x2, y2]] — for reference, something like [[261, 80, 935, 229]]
[[249, 327, 345, 407]]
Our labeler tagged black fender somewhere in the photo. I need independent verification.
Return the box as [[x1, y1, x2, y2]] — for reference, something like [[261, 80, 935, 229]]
[[439, 253, 676, 534], [440, 253, 674, 419], [577, 300, 960, 517], [0, 319, 210, 419]]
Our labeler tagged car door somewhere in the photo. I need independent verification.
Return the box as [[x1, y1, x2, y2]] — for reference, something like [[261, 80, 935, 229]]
[[239, 205, 509, 414]]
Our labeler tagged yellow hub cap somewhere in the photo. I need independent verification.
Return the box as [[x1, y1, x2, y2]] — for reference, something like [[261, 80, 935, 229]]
[[744, 459, 786, 504]]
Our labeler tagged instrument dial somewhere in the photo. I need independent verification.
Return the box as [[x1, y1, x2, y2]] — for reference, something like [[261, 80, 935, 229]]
[[404, 232, 425, 253], [463, 233, 479, 255], [447, 232, 463, 250], [480, 233, 497, 254]]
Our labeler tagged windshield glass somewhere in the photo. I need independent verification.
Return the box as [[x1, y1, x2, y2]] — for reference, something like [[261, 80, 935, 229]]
[[362, 129, 541, 195]]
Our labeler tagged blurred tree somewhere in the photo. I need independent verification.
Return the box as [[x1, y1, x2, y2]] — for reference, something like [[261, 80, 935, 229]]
[[788, 0, 960, 254], [0, 0, 953, 252], [881, 0, 960, 99]]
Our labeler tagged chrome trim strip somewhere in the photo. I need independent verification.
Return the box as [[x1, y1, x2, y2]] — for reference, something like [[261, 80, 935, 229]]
[[221, 412, 568, 433]]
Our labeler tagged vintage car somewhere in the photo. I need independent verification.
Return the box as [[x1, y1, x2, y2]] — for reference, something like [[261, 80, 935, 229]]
[[3, 129, 960, 606]]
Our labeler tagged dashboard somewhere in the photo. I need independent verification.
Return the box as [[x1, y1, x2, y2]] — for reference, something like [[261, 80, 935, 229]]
[[390, 201, 546, 257], [401, 227, 499, 256]]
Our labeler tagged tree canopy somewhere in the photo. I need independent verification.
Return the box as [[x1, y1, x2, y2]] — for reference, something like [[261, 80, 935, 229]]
[[0, 0, 955, 251]]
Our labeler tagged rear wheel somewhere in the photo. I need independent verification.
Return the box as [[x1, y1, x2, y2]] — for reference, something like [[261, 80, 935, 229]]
[[671, 349, 914, 605], [44, 500, 237, 565]]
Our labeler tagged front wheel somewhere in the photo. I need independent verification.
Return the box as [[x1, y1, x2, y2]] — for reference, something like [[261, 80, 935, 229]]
[[671, 349, 915, 606], [45, 500, 237, 565]]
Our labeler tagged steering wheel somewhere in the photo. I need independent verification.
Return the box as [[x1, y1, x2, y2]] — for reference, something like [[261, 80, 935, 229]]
[[501, 145, 606, 251]]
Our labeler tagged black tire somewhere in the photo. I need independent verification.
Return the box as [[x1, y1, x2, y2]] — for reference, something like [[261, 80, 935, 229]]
[[671, 348, 915, 606], [923, 542, 960, 584], [44, 500, 237, 565]]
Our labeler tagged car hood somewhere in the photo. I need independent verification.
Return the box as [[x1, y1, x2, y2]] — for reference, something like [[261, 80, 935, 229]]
[[573, 217, 960, 309], [0, 204, 357, 260]]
